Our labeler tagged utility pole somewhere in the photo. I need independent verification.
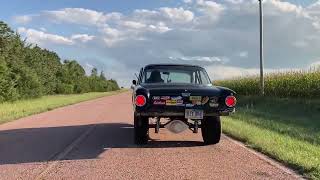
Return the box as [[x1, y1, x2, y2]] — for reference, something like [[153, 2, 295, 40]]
[[258, 0, 265, 96]]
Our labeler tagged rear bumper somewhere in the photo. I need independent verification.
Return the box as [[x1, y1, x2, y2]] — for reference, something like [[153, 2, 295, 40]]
[[136, 108, 235, 117]]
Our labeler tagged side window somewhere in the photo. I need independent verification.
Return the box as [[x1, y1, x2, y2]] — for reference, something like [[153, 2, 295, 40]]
[[137, 68, 143, 84], [200, 70, 210, 84], [192, 71, 201, 84]]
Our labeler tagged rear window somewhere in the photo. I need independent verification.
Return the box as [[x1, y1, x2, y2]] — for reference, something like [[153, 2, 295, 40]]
[[142, 66, 211, 85]]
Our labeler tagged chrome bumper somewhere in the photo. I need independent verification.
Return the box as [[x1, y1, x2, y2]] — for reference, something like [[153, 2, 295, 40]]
[[137, 110, 233, 117]]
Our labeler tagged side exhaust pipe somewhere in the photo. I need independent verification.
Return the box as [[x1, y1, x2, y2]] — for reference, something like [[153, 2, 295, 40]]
[[165, 120, 189, 134]]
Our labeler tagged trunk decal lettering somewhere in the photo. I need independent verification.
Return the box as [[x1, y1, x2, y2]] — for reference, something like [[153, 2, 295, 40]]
[[153, 100, 166, 105], [161, 96, 171, 100], [152, 96, 160, 100], [171, 96, 182, 100]]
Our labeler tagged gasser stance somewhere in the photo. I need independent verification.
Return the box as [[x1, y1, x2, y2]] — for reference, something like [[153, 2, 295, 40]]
[[132, 64, 236, 145]]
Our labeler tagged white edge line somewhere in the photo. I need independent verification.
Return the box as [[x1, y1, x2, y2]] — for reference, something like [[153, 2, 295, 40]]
[[222, 134, 305, 180]]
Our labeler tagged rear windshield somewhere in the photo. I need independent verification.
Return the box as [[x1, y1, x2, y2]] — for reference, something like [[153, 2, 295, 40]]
[[142, 66, 211, 85]]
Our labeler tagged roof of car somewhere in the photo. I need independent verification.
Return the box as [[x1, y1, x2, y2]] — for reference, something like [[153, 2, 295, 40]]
[[144, 64, 204, 69]]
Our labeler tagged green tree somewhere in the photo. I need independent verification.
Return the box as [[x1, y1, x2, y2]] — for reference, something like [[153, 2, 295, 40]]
[[0, 20, 120, 100]]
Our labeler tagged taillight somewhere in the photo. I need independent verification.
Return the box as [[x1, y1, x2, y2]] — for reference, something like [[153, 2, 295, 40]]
[[225, 96, 236, 107], [135, 95, 146, 107]]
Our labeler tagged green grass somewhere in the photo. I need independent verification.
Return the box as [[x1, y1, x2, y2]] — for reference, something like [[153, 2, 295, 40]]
[[222, 96, 320, 179], [215, 70, 320, 98], [0, 89, 127, 125]]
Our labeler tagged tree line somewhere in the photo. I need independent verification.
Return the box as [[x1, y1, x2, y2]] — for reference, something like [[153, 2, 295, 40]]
[[0, 21, 119, 102]]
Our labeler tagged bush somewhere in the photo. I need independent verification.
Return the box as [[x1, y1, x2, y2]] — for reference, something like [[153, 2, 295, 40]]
[[56, 83, 74, 94], [0, 58, 19, 102]]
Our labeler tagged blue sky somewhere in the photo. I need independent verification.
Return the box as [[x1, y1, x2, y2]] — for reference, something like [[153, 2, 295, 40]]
[[1, 0, 316, 21], [1, 0, 320, 86], [1, 0, 316, 16], [1, 0, 180, 20]]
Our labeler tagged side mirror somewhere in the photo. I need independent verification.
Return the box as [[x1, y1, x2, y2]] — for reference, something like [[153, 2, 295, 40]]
[[132, 80, 137, 85]]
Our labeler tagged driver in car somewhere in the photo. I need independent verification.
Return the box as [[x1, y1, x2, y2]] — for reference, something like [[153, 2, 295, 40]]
[[146, 70, 164, 83]]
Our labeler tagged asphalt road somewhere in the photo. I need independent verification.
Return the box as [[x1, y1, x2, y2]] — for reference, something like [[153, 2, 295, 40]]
[[0, 92, 302, 179]]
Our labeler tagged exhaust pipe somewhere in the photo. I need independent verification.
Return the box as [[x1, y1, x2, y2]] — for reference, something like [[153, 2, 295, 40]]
[[165, 120, 189, 134]]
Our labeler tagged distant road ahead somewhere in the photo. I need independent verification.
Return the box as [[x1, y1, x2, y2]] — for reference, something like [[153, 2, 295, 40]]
[[0, 92, 300, 179]]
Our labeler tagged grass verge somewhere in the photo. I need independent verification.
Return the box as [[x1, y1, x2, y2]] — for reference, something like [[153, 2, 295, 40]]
[[222, 96, 320, 179], [0, 89, 128, 125]]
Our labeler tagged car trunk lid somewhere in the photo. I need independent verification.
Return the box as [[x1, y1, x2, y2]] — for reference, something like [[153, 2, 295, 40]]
[[142, 83, 221, 107]]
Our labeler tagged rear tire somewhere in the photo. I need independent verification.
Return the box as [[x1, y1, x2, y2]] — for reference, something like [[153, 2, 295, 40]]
[[134, 115, 149, 145], [201, 116, 221, 145]]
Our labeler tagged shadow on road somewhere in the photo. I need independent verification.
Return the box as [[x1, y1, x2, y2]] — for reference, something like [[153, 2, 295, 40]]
[[0, 123, 203, 165]]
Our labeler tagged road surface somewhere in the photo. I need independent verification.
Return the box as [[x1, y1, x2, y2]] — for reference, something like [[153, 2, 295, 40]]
[[0, 92, 301, 179]]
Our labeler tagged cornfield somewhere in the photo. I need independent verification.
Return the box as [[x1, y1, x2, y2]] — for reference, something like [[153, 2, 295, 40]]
[[215, 69, 320, 98]]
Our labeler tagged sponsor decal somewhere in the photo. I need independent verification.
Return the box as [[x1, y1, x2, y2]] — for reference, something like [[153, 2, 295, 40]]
[[161, 96, 171, 100], [171, 96, 182, 100], [152, 96, 160, 100], [166, 99, 184, 106], [190, 96, 202, 101], [176, 100, 183, 105], [166, 100, 177, 106], [153, 100, 166, 105], [202, 96, 209, 105]]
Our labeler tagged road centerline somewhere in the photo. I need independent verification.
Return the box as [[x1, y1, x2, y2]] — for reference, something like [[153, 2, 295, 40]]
[[35, 124, 97, 179]]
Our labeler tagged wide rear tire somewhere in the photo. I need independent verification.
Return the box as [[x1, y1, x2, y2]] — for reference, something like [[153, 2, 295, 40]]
[[201, 116, 221, 145], [134, 115, 149, 145]]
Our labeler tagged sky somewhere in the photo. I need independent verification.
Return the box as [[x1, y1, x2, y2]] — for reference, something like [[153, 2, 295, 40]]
[[1, 0, 320, 87]]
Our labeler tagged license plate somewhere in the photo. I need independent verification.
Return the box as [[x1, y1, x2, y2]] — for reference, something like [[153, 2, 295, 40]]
[[185, 109, 203, 119]]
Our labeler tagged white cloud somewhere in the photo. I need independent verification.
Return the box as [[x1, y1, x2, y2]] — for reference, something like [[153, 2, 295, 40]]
[[147, 23, 171, 33], [196, 0, 225, 18], [268, 0, 302, 13], [17, 27, 73, 45], [133, 9, 159, 20], [102, 26, 121, 38], [159, 7, 194, 23], [121, 21, 147, 29], [43, 8, 122, 26], [169, 55, 225, 62], [17, 28, 94, 46], [225, 0, 243, 4], [71, 34, 95, 43]]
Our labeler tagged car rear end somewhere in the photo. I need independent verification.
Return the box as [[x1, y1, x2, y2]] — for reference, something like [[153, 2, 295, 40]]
[[132, 64, 236, 145], [133, 86, 236, 119]]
